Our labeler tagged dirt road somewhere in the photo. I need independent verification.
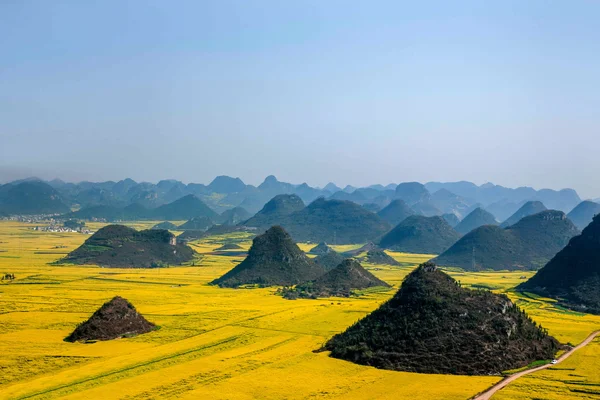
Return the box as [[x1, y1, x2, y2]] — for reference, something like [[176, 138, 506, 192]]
[[472, 330, 600, 400]]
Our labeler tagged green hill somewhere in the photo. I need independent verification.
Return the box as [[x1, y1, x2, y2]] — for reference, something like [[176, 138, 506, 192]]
[[243, 194, 305, 229], [567, 200, 600, 230], [323, 262, 558, 375], [61, 225, 195, 268], [518, 215, 600, 314], [500, 201, 547, 228], [454, 207, 497, 235], [0, 181, 70, 215], [377, 199, 414, 226], [434, 210, 579, 271], [279, 198, 391, 244], [285, 259, 390, 299], [211, 226, 325, 288], [394, 182, 430, 205], [379, 215, 460, 254]]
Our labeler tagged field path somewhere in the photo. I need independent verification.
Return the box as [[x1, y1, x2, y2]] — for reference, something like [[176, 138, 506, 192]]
[[472, 330, 600, 400]]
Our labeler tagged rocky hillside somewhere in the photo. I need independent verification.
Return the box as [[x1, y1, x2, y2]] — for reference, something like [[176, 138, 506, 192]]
[[323, 263, 558, 375], [211, 226, 325, 287], [66, 296, 155, 342]]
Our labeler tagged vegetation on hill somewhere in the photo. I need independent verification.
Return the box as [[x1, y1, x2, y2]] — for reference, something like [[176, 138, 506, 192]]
[[282, 259, 390, 299], [567, 200, 600, 230], [434, 210, 579, 271], [280, 198, 391, 244], [411, 200, 442, 217], [215, 243, 243, 251], [342, 242, 379, 256], [377, 199, 414, 226], [323, 262, 558, 375], [211, 226, 325, 288], [65, 296, 155, 342], [364, 250, 400, 265], [454, 207, 497, 235], [518, 214, 600, 314], [207, 175, 247, 194], [0, 181, 70, 215], [500, 201, 547, 228], [379, 215, 461, 254], [61, 225, 195, 268]]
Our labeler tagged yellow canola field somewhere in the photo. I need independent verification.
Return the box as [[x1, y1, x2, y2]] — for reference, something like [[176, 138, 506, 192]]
[[0, 221, 599, 399]]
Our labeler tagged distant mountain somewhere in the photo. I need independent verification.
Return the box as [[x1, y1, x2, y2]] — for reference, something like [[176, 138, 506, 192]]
[[442, 213, 460, 227], [500, 201, 547, 228], [65, 296, 155, 342], [0, 181, 70, 215], [218, 207, 251, 225], [151, 195, 217, 220], [324, 182, 342, 193], [207, 175, 246, 194], [329, 190, 368, 204], [379, 215, 460, 254], [211, 226, 325, 288], [61, 225, 195, 268], [243, 194, 305, 229], [410, 200, 442, 217], [323, 262, 558, 375], [434, 210, 579, 271], [394, 182, 430, 205], [429, 188, 474, 218], [454, 207, 497, 235], [278, 198, 391, 244], [178, 216, 214, 231], [425, 181, 580, 212], [377, 199, 414, 226], [567, 201, 600, 230], [286, 259, 390, 299], [518, 214, 600, 314], [485, 199, 524, 222]]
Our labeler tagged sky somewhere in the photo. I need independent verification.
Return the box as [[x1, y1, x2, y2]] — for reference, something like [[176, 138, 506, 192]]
[[1, 1, 599, 198]]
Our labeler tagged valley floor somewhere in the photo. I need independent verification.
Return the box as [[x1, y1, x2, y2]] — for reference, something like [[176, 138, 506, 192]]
[[0, 221, 599, 399]]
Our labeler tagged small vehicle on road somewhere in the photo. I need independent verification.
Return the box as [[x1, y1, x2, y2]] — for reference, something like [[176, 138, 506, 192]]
[[551, 359, 558, 364]]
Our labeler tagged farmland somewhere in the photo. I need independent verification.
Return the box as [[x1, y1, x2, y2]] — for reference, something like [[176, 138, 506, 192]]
[[1, 221, 599, 399]]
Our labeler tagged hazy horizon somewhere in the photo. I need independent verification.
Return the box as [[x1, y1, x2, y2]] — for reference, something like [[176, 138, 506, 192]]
[[2, 1, 599, 198]]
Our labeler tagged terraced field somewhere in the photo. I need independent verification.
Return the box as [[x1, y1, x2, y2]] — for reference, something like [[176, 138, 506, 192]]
[[0, 220, 599, 399]]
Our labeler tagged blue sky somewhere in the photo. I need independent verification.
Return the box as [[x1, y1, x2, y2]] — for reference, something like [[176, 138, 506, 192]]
[[1, 1, 599, 197]]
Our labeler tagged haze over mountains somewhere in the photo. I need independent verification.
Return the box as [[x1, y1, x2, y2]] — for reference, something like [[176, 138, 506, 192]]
[[0, 176, 586, 223]]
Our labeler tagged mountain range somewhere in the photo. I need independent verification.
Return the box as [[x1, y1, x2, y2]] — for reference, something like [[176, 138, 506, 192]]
[[0, 176, 585, 221]]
